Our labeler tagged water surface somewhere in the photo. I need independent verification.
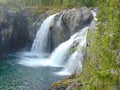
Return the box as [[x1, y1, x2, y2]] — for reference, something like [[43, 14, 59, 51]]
[[0, 53, 63, 90]]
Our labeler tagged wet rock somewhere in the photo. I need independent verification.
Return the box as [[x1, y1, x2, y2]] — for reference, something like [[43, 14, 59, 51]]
[[50, 7, 93, 50]]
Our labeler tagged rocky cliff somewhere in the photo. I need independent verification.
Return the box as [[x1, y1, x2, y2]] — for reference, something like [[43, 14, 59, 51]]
[[0, 5, 93, 54], [0, 4, 48, 53]]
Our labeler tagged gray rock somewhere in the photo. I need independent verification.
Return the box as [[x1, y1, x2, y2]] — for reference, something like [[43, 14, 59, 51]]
[[50, 7, 93, 50], [62, 7, 92, 33], [0, 3, 49, 53]]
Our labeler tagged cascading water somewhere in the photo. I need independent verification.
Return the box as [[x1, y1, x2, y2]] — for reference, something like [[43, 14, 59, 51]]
[[55, 27, 89, 75], [56, 12, 65, 27], [19, 10, 97, 76], [31, 13, 58, 53], [55, 10, 98, 75], [91, 9, 98, 21], [90, 9, 98, 31], [18, 32, 78, 67], [55, 51, 82, 75], [50, 32, 78, 66]]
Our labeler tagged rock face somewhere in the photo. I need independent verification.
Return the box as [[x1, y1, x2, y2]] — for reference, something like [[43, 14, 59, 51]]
[[10, 11, 29, 50], [0, 6, 92, 53], [0, 5, 48, 53], [50, 7, 93, 50], [0, 5, 15, 53], [0, 6, 29, 53]]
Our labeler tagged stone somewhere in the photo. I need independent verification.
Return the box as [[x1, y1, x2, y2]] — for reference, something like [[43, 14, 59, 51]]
[[50, 7, 93, 50]]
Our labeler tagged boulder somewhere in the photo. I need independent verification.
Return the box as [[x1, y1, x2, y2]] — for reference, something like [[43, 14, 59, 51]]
[[50, 7, 93, 50]]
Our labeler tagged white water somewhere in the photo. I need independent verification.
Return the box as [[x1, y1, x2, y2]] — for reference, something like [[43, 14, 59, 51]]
[[50, 32, 78, 67], [55, 10, 98, 76], [55, 27, 89, 75], [55, 51, 82, 75], [91, 9, 98, 21], [31, 13, 58, 53], [19, 11, 97, 76], [18, 32, 78, 67], [56, 12, 65, 27]]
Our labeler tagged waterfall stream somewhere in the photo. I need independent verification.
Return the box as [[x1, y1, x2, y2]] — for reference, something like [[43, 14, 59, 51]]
[[49, 32, 78, 67], [55, 27, 89, 75], [31, 13, 58, 53], [19, 10, 97, 76]]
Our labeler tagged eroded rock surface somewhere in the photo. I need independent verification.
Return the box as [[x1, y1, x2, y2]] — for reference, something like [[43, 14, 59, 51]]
[[50, 7, 93, 50]]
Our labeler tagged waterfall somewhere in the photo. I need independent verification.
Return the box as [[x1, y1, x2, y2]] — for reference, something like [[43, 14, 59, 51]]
[[19, 10, 97, 76], [50, 32, 78, 66], [55, 27, 89, 75], [31, 13, 58, 53], [19, 26, 89, 75], [56, 12, 65, 27], [18, 32, 78, 67], [54, 10, 98, 76], [55, 51, 82, 75], [90, 9, 98, 31]]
